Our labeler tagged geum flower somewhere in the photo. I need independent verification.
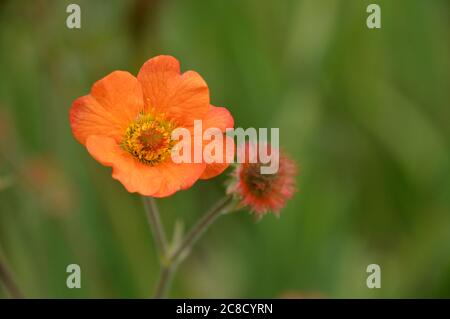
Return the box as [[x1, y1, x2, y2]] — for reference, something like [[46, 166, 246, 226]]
[[228, 142, 297, 216], [70, 55, 234, 197]]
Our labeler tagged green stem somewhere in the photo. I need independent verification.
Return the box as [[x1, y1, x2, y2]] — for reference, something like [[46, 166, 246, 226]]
[[152, 195, 234, 298], [153, 264, 175, 299], [169, 195, 233, 264], [142, 196, 168, 256]]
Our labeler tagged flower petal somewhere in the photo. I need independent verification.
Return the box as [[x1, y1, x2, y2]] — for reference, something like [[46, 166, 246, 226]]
[[151, 161, 206, 198], [70, 71, 144, 145], [200, 135, 235, 179], [86, 135, 163, 196], [137, 55, 210, 126], [202, 105, 234, 132], [199, 106, 235, 179], [86, 135, 206, 197]]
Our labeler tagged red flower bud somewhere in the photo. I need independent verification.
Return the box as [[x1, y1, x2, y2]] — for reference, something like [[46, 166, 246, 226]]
[[228, 142, 297, 216]]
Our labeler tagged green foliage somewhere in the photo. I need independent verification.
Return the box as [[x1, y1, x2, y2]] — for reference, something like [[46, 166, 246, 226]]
[[0, 0, 449, 298]]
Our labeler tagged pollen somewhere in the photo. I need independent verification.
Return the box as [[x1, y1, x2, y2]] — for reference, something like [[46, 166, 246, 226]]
[[122, 112, 176, 165]]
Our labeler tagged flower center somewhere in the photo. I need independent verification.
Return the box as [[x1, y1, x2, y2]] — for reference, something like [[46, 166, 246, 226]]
[[241, 163, 278, 196], [122, 113, 176, 165]]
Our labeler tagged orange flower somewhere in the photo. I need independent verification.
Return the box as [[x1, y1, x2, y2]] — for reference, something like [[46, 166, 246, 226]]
[[70, 55, 234, 197], [228, 143, 297, 216]]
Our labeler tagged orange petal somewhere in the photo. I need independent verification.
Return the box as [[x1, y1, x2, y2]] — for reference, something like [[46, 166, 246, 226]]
[[86, 135, 162, 196], [201, 162, 228, 180], [151, 160, 206, 198], [86, 135, 205, 197], [199, 105, 234, 179], [137, 55, 210, 126], [200, 135, 235, 180], [70, 71, 144, 145], [202, 105, 234, 132]]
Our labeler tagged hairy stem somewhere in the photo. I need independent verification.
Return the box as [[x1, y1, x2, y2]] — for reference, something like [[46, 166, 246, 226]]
[[169, 195, 233, 264], [142, 196, 168, 256], [152, 195, 234, 298], [153, 264, 175, 299]]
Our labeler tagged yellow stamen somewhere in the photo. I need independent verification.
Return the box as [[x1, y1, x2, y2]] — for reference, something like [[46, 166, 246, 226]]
[[122, 112, 176, 165]]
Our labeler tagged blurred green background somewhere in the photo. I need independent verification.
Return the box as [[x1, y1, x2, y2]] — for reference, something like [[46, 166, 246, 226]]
[[0, 0, 449, 298]]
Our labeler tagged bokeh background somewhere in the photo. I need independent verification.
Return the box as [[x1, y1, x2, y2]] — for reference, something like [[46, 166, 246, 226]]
[[1, 0, 449, 298]]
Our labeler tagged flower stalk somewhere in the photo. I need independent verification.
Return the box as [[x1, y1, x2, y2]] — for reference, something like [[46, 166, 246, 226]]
[[144, 194, 234, 299], [168, 195, 233, 264], [143, 196, 168, 257]]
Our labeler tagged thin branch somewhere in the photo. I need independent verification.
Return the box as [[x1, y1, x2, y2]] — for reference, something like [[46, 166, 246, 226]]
[[169, 195, 233, 264], [142, 196, 168, 256], [153, 265, 175, 299], [144, 194, 234, 298]]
